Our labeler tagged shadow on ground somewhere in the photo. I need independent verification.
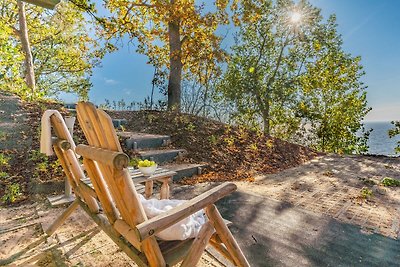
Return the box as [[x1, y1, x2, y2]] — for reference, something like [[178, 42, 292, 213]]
[[216, 190, 400, 267]]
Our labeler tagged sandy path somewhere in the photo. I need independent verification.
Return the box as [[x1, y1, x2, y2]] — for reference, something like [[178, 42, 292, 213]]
[[0, 201, 223, 266], [1, 154, 399, 266]]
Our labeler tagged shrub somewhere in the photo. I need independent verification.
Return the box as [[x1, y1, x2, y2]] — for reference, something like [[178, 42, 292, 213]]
[[0, 171, 9, 179], [360, 188, 373, 199], [381, 177, 400, 187], [2, 183, 21, 204], [0, 153, 10, 167]]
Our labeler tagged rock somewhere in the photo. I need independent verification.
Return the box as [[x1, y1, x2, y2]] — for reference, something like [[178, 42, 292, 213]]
[[372, 185, 386, 195]]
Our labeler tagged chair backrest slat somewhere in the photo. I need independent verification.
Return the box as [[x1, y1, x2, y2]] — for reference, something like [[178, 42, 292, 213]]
[[49, 113, 99, 213], [98, 109, 123, 152], [76, 102, 148, 228], [76, 103, 175, 266], [83, 158, 119, 223]]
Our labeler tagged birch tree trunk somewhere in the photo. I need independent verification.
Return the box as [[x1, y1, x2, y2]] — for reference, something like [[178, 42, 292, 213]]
[[17, 0, 36, 97]]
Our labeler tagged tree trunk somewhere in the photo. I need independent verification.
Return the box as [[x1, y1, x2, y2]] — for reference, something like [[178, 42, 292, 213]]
[[262, 107, 270, 135], [167, 16, 182, 111], [17, 0, 36, 98]]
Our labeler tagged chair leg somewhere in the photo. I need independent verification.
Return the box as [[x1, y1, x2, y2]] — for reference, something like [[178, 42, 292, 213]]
[[206, 205, 250, 267], [181, 221, 215, 267], [45, 199, 80, 236], [209, 236, 235, 265]]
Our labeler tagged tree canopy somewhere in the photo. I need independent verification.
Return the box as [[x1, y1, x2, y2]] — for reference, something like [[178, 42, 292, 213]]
[[0, 0, 105, 99], [93, 0, 231, 110], [218, 0, 370, 153]]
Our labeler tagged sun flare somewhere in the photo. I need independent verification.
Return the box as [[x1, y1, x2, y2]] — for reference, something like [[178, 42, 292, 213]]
[[290, 11, 302, 24]]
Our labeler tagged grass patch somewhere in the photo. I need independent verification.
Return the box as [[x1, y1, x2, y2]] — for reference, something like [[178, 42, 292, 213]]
[[360, 188, 373, 199], [1, 183, 21, 204], [381, 177, 400, 187]]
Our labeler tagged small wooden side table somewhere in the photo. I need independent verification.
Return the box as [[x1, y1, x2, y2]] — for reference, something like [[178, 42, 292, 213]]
[[128, 167, 176, 199]]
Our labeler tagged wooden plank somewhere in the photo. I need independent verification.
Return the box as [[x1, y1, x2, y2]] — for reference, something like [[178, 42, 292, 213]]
[[97, 109, 123, 151], [64, 149, 100, 213], [78, 180, 98, 199], [45, 199, 79, 236], [136, 182, 237, 241], [76, 144, 129, 170], [145, 180, 154, 199], [114, 219, 142, 251], [50, 116, 99, 214], [77, 102, 166, 267], [206, 205, 250, 267], [84, 158, 119, 223], [53, 145, 78, 190], [128, 167, 176, 179], [77, 199, 148, 267], [160, 179, 170, 200], [77, 103, 134, 225], [209, 237, 235, 265], [181, 221, 215, 267], [162, 239, 194, 266]]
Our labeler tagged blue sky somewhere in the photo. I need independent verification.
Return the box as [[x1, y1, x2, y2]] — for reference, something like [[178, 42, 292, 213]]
[[61, 0, 400, 122]]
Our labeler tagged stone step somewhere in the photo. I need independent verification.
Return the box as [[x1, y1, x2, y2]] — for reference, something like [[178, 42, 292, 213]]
[[0, 91, 31, 150], [137, 149, 186, 164], [163, 163, 207, 181], [112, 119, 127, 128], [117, 132, 171, 150]]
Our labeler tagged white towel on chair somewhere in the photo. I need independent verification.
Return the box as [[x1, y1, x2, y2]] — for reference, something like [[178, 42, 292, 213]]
[[138, 194, 206, 241], [40, 110, 76, 156]]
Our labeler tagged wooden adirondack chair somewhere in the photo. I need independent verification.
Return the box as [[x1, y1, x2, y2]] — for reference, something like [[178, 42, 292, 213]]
[[47, 102, 250, 267]]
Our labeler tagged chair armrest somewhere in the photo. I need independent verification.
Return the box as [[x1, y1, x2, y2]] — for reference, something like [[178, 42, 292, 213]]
[[135, 182, 236, 241]]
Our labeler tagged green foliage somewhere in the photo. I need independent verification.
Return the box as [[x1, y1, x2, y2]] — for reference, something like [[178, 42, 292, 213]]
[[219, 0, 322, 136], [265, 139, 274, 149], [0, 1, 107, 100], [185, 122, 196, 132], [381, 177, 400, 187], [29, 150, 47, 162], [37, 162, 48, 172], [29, 150, 49, 177], [2, 183, 21, 204], [101, 0, 229, 87], [249, 143, 258, 151], [0, 171, 9, 180], [224, 136, 235, 147], [298, 20, 371, 153], [360, 187, 373, 199], [128, 157, 141, 168], [0, 153, 10, 167], [218, 0, 370, 153], [388, 121, 400, 153], [208, 134, 218, 145]]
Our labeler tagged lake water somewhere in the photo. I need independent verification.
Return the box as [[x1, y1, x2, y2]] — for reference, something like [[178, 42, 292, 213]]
[[365, 122, 400, 156]]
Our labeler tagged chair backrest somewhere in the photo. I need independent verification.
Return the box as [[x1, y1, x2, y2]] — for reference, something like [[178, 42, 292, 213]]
[[76, 102, 148, 228], [76, 102, 167, 266], [49, 112, 99, 213]]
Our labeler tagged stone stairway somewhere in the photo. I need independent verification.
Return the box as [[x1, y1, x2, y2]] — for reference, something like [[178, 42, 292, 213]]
[[116, 130, 206, 181], [62, 103, 206, 182], [0, 91, 32, 150]]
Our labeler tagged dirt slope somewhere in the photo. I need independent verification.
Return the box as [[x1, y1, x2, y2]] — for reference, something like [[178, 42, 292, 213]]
[[108, 110, 318, 182]]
